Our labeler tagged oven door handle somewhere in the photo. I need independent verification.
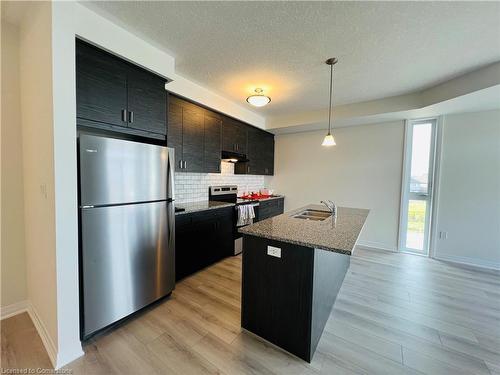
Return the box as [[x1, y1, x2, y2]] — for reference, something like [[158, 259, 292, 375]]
[[235, 203, 260, 209]]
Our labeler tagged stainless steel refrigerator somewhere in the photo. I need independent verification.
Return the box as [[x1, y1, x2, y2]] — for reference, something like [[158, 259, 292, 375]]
[[79, 134, 175, 339]]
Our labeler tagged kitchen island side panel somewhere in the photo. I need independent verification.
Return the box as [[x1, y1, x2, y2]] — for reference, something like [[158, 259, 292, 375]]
[[241, 235, 314, 362], [310, 249, 350, 358]]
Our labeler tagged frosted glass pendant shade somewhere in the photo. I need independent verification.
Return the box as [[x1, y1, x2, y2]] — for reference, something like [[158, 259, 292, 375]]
[[246, 88, 271, 107], [321, 133, 336, 146]]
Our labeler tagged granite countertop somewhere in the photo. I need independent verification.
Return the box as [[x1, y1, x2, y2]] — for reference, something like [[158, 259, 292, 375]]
[[175, 200, 235, 215], [239, 204, 369, 255]]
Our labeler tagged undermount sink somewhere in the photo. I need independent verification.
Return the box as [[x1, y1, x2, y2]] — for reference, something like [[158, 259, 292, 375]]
[[292, 209, 331, 221]]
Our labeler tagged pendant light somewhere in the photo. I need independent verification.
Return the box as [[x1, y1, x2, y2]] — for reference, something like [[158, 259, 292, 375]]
[[246, 88, 271, 107], [322, 57, 338, 146]]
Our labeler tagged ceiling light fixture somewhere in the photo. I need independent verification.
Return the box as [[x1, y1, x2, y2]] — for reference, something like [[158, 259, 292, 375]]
[[322, 57, 338, 147], [246, 88, 271, 107]]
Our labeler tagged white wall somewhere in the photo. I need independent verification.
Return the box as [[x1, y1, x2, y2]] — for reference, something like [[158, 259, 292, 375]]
[[1, 20, 27, 308], [268, 122, 405, 251], [269, 111, 500, 269], [434, 110, 500, 269], [51, 2, 84, 366], [17, 0, 58, 362]]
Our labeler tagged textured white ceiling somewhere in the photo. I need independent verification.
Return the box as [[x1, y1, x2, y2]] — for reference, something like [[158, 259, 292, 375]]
[[82, 1, 500, 117]]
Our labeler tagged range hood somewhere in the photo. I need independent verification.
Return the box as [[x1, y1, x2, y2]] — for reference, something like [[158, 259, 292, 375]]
[[221, 150, 249, 163]]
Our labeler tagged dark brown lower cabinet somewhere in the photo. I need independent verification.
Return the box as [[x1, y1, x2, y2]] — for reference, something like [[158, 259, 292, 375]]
[[241, 235, 350, 362], [258, 198, 284, 220], [175, 207, 233, 281]]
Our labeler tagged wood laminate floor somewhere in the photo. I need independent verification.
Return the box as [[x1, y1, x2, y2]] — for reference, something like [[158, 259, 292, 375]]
[[2, 248, 500, 374]]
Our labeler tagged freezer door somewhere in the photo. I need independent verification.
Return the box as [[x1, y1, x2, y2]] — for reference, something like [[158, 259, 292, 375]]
[[81, 201, 175, 338], [79, 134, 173, 206]]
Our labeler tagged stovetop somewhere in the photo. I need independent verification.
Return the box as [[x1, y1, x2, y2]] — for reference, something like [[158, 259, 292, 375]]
[[208, 185, 278, 206]]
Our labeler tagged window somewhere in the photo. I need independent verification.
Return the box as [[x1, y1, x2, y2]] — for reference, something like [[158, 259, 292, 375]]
[[399, 119, 438, 255]]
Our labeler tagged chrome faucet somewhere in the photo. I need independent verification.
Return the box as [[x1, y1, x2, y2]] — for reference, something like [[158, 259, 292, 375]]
[[321, 200, 337, 218]]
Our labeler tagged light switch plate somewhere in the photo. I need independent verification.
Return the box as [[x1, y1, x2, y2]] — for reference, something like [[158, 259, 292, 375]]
[[267, 246, 281, 258]]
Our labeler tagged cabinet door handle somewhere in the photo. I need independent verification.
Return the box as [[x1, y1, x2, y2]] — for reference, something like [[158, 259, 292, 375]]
[[184, 160, 187, 169], [179, 160, 183, 169], [247, 166, 250, 173], [128, 111, 134, 123], [121, 109, 127, 122]]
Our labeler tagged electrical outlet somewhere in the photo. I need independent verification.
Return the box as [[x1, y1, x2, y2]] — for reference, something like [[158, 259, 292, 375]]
[[267, 246, 281, 258], [439, 231, 448, 240], [40, 184, 48, 199]]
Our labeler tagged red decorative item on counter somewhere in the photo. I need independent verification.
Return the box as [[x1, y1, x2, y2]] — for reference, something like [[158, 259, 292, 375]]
[[240, 192, 272, 200]]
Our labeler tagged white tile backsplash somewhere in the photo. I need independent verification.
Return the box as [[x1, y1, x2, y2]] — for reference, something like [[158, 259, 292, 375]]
[[174, 162, 265, 203]]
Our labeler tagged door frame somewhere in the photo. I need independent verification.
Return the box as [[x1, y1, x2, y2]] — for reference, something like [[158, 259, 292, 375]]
[[398, 117, 442, 256]]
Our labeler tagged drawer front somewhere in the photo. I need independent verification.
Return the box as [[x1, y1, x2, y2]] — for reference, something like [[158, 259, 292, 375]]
[[191, 206, 233, 224], [175, 213, 193, 229], [175, 206, 234, 281], [259, 198, 284, 220]]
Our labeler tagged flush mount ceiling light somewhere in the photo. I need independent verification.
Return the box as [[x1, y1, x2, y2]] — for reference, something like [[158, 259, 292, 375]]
[[322, 57, 338, 147], [246, 88, 271, 107]]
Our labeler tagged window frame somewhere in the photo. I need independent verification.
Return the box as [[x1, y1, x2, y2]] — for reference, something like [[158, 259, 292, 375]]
[[398, 117, 440, 255]]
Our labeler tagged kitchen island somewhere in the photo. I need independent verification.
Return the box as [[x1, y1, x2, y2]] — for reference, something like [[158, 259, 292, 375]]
[[239, 204, 369, 362]]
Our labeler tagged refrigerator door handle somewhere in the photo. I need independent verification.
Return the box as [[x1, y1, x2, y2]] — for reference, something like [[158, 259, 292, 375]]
[[167, 201, 176, 282], [167, 148, 175, 200]]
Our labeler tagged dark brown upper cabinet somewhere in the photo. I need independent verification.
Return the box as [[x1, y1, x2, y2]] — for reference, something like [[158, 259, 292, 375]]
[[167, 95, 220, 173], [166, 99, 184, 170], [204, 113, 222, 173], [76, 40, 128, 127], [222, 118, 247, 155], [261, 131, 275, 175], [76, 39, 167, 137], [240, 126, 264, 175], [236, 126, 274, 176], [181, 107, 204, 173], [167, 94, 273, 175], [127, 68, 167, 135]]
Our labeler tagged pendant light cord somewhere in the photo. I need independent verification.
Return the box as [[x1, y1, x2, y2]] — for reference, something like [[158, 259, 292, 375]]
[[328, 63, 334, 134]]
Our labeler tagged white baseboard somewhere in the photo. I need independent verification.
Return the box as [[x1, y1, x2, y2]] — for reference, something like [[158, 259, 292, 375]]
[[433, 253, 500, 272], [1, 300, 58, 367], [27, 302, 58, 368], [356, 240, 397, 253], [355, 242, 500, 272], [0, 300, 29, 320], [56, 339, 84, 370]]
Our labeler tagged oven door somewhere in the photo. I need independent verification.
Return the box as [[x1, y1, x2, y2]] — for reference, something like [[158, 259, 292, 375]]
[[234, 203, 259, 255]]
